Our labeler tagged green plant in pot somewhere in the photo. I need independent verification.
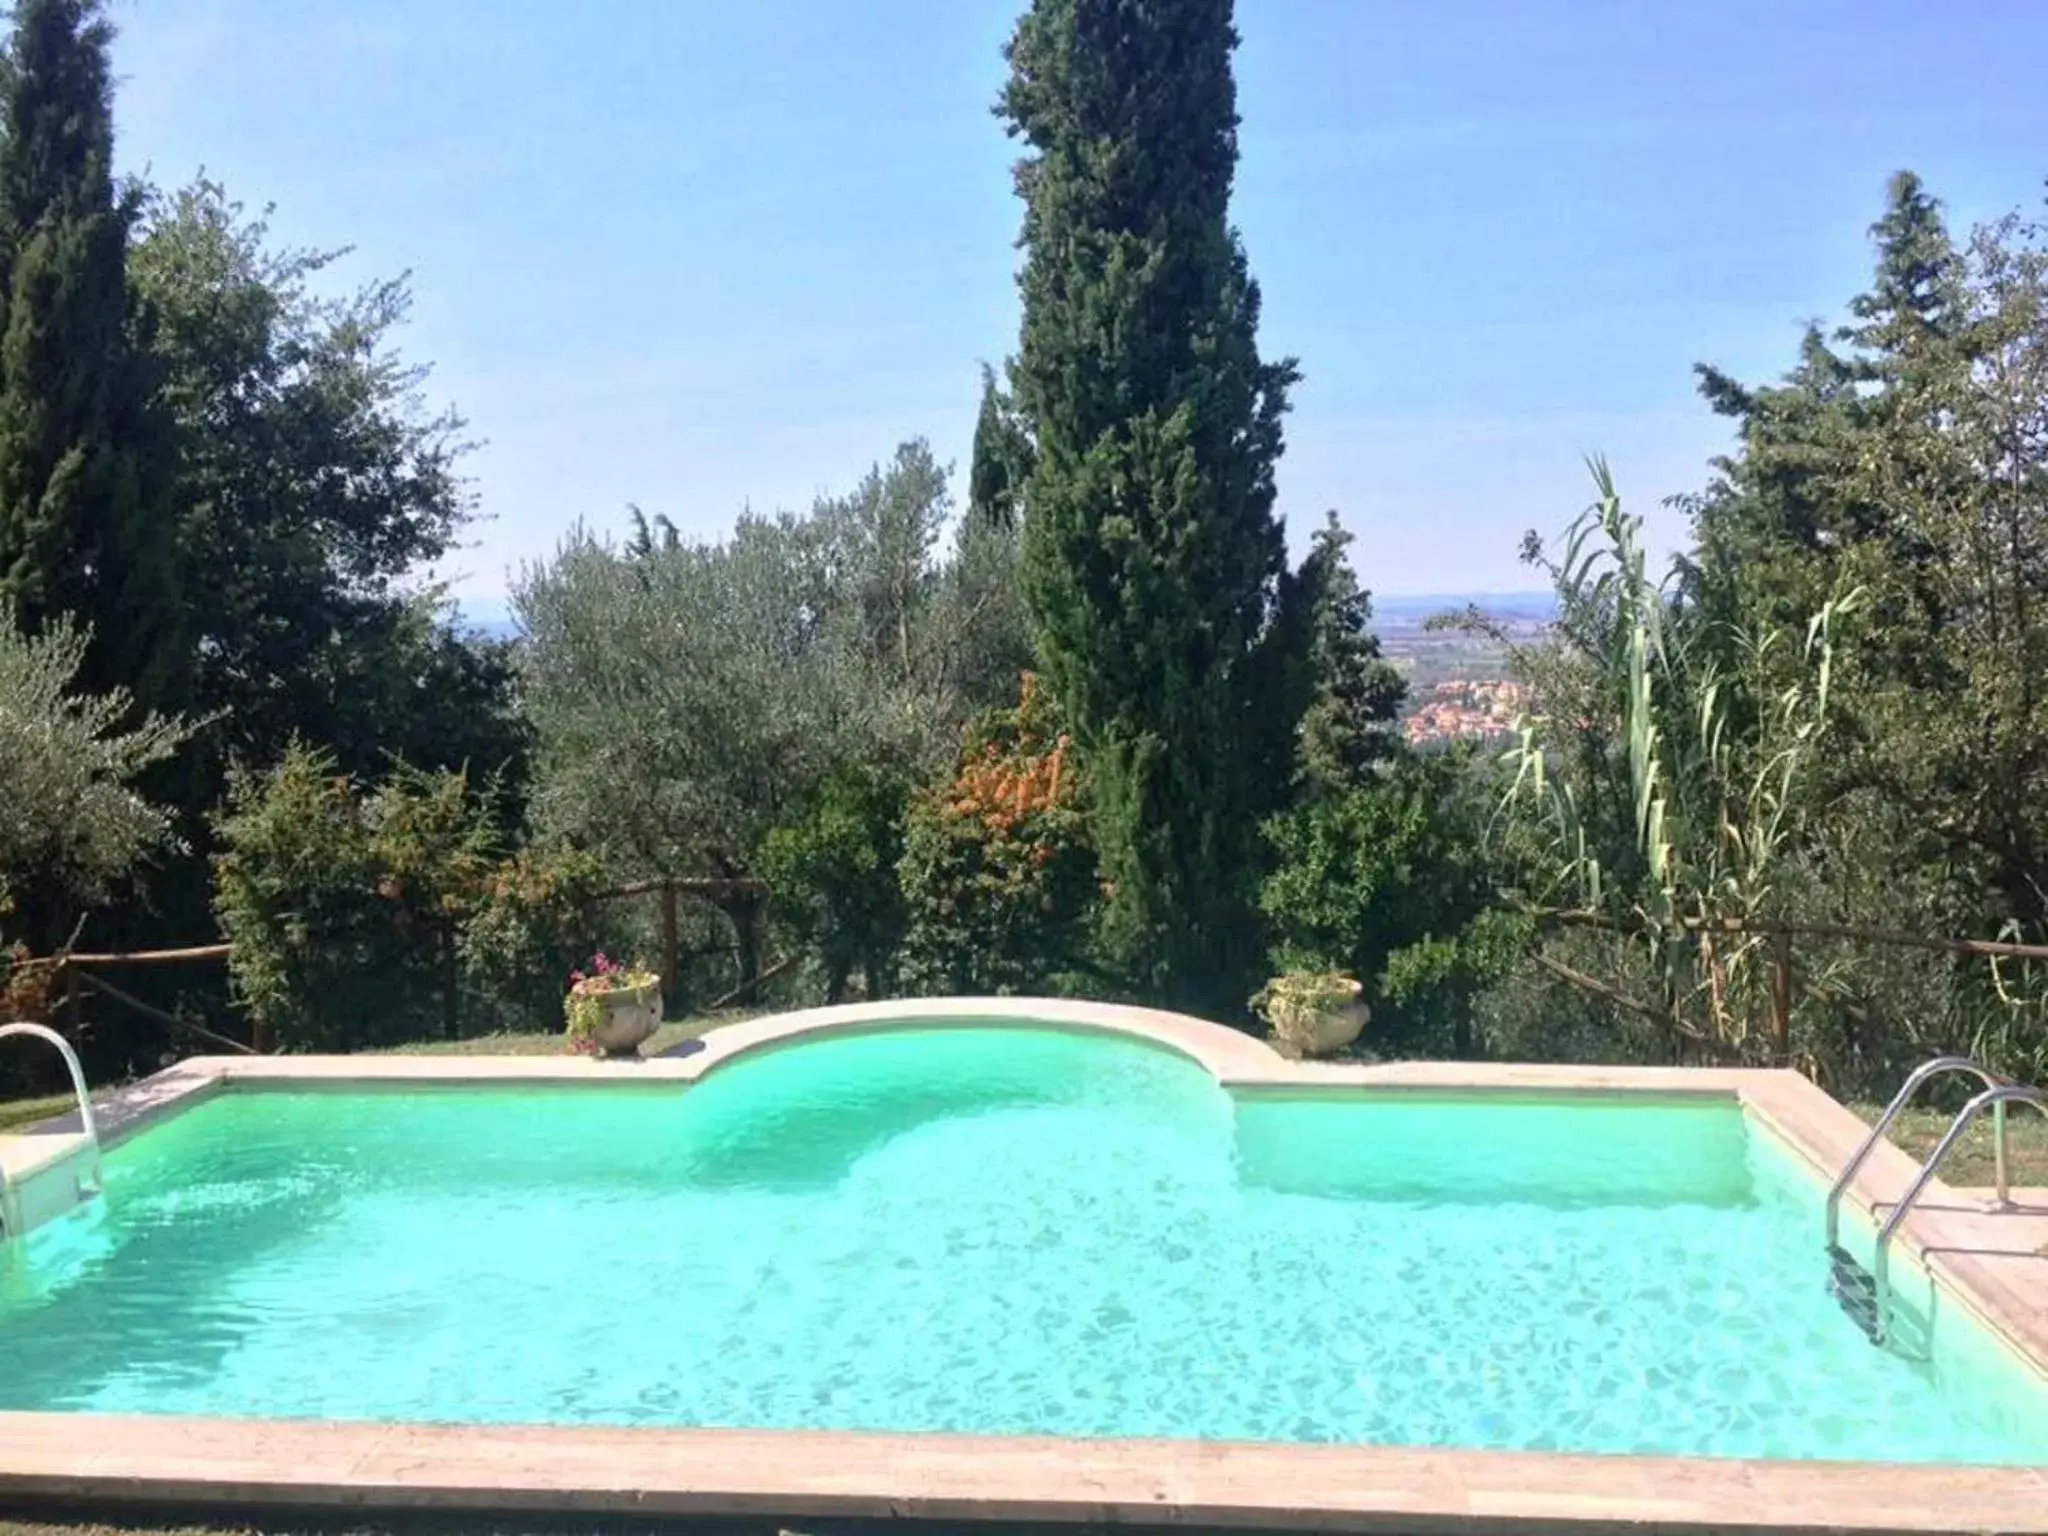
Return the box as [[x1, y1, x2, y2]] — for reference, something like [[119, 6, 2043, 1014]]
[[1250, 971, 1368, 1059], [564, 953, 662, 1059]]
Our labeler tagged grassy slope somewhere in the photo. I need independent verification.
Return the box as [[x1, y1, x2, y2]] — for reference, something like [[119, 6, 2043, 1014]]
[[1859, 1101, 2048, 1188]]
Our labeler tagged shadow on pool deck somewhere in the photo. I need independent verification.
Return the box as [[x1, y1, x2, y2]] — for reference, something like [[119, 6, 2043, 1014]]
[[0, 1506, 1321, 1536]]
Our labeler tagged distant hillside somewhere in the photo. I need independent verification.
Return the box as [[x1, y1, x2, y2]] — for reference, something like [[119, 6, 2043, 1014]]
[[452, 609, 521, 642], [1372, 591, 1555, 624], [1372, 591, 1550, 695]]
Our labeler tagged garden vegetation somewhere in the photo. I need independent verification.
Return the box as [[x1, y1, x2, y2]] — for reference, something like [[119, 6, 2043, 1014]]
[[3, 0, 2048, 1100]]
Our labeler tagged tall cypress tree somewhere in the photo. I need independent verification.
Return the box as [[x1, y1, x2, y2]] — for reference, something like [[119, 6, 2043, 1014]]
[[999, 0, 1301, 1012], [1296, 512, 1405, 796], [0, 0, 181, 708]]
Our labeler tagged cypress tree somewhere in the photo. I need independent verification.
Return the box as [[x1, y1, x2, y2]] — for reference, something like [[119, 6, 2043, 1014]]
[[0, 0, 181, 708], [1296, 512, 1405, 796], [998, 0, 1302, 1012]]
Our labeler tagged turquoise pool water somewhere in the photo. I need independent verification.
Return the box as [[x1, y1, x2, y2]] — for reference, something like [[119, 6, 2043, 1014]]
[[1, 1026, 2044, 1463]]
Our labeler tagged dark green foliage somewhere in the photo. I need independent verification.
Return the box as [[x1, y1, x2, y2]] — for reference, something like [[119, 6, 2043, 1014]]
[[999, 0, 1302, 1012], [761, 764, 913, 1003], [457, 845, 618, 1035], [1480, 173, 2048, 1085], [0, 0, 182, 709], [213, 744, 547, 1050], [215, 745, 441, 1051], [1260, 749, 1510, 1055], [1296, 512, 1406, 796], [967, 364, 1032, 530], [130, 181, 523, 801], [1692, 174, 2048, 921], [899, 676, 1097, 996]]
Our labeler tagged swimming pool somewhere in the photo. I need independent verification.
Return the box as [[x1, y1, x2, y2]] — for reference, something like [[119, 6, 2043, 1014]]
[[2, 1021, 2043, 1470]]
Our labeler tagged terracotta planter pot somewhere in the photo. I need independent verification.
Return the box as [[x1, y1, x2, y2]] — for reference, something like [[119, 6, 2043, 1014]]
[[572, 978, 662, 1059], [1262, 978, 1370, 1059]]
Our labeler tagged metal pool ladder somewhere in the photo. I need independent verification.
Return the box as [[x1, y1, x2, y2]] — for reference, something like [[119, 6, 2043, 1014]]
[[1824, 1053, 2046, 1348], [0, 1020, 103, 1241]]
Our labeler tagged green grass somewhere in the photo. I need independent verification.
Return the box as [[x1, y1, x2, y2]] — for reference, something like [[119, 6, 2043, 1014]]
[[0, 1090, 74, 1132], [1851, 1100, 2048, 1189], [380, 1012, 742, 1058]]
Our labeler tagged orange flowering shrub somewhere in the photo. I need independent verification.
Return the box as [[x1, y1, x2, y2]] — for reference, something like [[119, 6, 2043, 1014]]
[[899, 674, 1097, 993]]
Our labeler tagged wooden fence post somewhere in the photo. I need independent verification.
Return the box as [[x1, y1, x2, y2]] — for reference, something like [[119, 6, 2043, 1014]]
[[658, 880, 680, 1014], [59, 961, 81, 1035], [1769, 930, 1794, 1065]]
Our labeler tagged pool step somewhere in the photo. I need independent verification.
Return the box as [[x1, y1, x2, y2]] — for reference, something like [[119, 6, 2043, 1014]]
[[1827, 1244, 1881, 1342], [1827, 1244, 1931, 1358], [0, 1132, 101, 1240]]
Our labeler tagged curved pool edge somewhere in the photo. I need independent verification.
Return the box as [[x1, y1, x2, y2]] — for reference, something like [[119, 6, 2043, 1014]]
[[685, 994, 1284, 1084]]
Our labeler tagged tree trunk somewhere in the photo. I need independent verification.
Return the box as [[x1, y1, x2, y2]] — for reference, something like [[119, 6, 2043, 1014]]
[[441, 927, 461, 1040], [658, 881, 680, 1009], [717, 893, 766, 1003]]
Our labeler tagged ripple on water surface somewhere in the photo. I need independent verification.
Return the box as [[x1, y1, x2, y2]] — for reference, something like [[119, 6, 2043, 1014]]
[[0, 1025, 2043, 1464]]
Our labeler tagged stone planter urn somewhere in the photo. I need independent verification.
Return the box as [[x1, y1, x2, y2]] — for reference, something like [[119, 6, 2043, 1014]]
[[1251, 972, 1370, 1059], [566, 974, 662, 1059]]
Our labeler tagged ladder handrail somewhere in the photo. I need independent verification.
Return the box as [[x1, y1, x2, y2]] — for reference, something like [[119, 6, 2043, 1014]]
[[0, 1022, 98, 1147], [1870, 1083, 2048, 1344], [1825, 1054, 2006, 1250]]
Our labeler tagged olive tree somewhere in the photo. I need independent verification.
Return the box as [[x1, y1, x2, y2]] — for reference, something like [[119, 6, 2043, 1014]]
[[514, 441, 1029, 989], [0, 611, 192, 949]]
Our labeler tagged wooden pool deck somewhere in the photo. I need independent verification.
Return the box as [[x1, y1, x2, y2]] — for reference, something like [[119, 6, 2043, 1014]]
[[1, 998, 2044, 1534]]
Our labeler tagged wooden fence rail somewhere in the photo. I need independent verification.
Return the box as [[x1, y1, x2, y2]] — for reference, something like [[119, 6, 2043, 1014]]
[[13, 891, 2048, 1068], [1531, 906, 2048, 1067], [5, 875, 776, 1055]]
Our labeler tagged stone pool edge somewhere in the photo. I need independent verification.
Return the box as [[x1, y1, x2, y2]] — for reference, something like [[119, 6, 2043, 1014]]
[[2, 997, 2045, 1534], [2, 1413, 2046, 1534]]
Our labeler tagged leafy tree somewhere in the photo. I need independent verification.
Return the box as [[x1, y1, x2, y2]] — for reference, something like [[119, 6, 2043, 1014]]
[[1295, 511, 1406, 795], [899, 674, 1096, 995], [761, 764, 913, 1003], [456, 844, 617, 1035], [1260, 747, 1507, 1056], [516, 443, 1024, 984], [998, 0, 1303, 1012], [0, 609, 191, 949], [518, 442, 1024, 877], [518, 511, 887, 886], [213, 745, 516, 1050], [0, 0, 182, 709], [1692, 175, 2048, 929], [809, 438, 1028, 728], [129, 181, 522, 799]]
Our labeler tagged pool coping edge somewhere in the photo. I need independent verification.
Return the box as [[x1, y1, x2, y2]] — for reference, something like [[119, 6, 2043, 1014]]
[[0, 1415, 2044, 1534], [2, 1000, 2044, 1533]]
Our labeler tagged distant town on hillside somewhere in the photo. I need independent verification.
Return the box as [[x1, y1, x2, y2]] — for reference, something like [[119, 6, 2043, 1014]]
[[1372, 592, 1547, 746]]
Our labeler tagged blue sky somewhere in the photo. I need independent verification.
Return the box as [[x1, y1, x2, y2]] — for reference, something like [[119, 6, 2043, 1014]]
[[108, 0, 2048, 609]]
